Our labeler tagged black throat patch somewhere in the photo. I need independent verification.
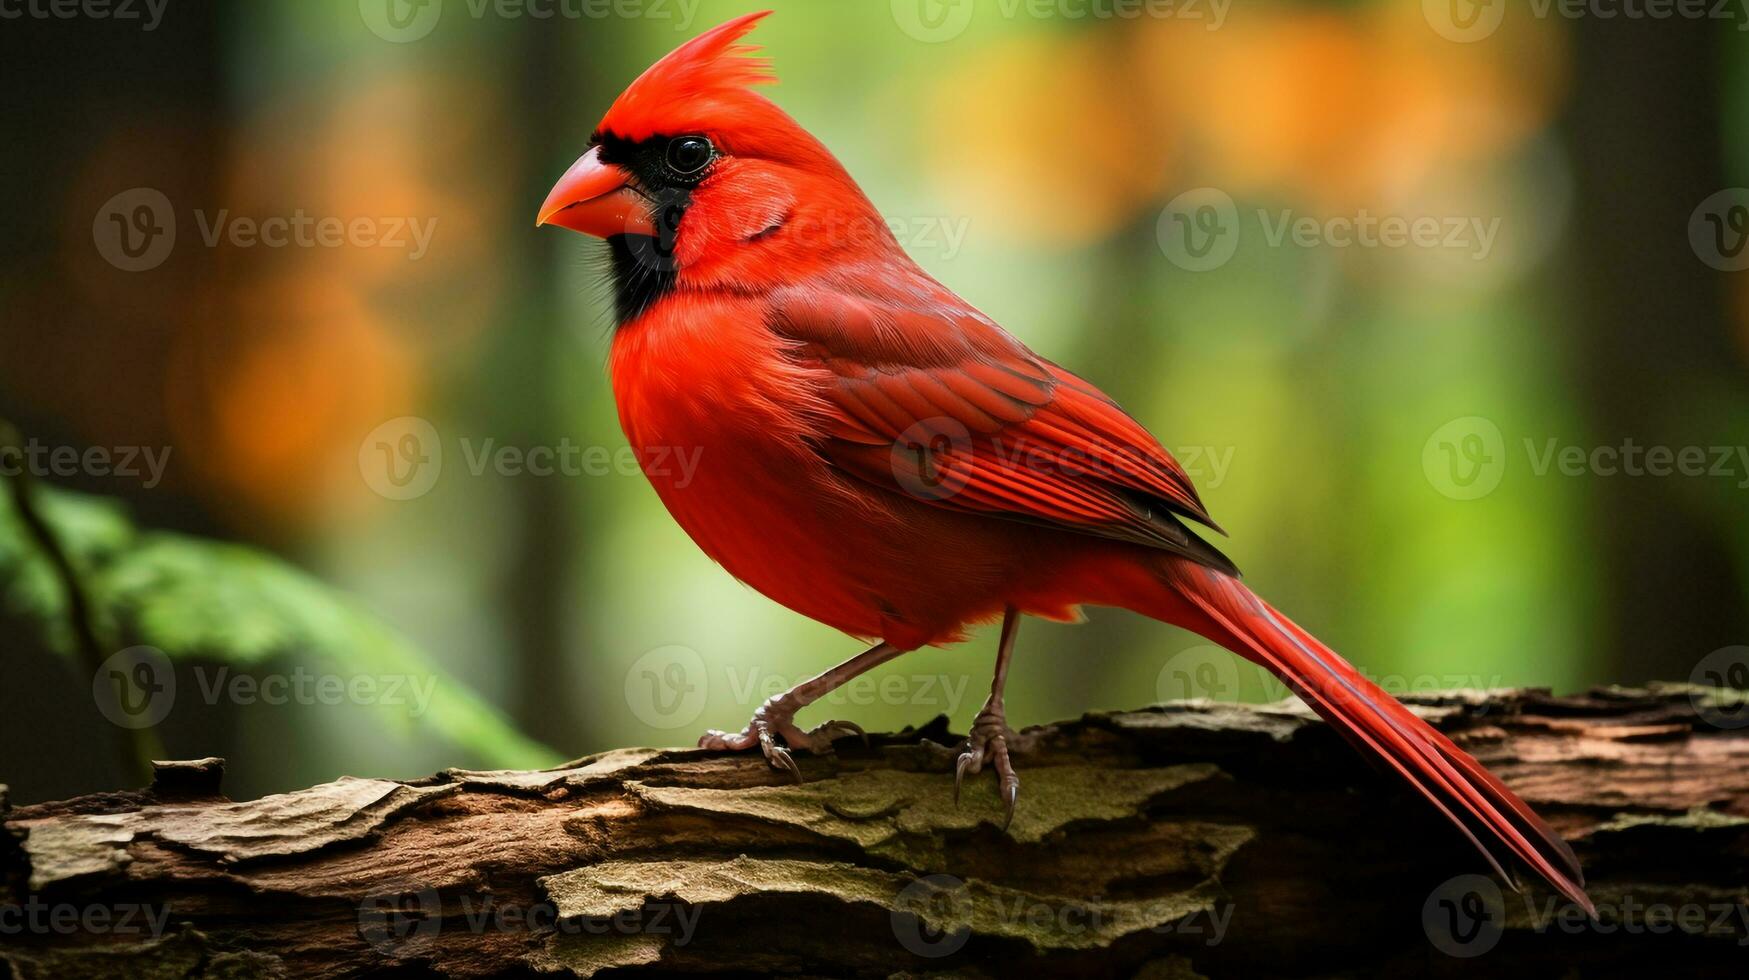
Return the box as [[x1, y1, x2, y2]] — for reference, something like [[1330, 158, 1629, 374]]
[[605, 234, 681, 325], [592, 132, 711, 326]]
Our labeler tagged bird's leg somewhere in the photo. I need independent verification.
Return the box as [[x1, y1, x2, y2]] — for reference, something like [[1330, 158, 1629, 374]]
[[698, 640, 904, 779], [955, 606, 1031, 828]]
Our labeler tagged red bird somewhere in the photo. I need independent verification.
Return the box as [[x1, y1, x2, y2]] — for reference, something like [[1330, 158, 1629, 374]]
[[538, 12, 1591, 913]]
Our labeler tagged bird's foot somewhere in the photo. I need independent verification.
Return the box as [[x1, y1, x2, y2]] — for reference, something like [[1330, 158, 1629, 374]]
[[954, 696, 1031, 829], [697, 697, 865, 781]]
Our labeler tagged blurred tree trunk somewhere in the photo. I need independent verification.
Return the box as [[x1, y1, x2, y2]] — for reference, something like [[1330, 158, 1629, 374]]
[[0, 1, 231, 803], [501, 20, 584, 753], [1563, 17, 1747, 684]]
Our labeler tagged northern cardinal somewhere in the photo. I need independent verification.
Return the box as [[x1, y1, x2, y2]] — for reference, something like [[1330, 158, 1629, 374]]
[[537, 11, 1591, 913]]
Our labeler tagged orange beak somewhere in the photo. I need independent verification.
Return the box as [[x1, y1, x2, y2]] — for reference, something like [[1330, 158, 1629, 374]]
[[536, 146, 655, 238]]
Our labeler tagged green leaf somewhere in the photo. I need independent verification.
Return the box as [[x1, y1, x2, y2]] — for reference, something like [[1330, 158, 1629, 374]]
[[0, 481, 559, 770]]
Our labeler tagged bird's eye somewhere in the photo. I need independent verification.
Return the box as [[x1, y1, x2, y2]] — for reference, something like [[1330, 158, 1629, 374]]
[[666, 136, 713, 174]]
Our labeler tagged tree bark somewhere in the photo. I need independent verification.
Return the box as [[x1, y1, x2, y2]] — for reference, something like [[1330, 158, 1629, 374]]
[[3, 685, 1747, 979]]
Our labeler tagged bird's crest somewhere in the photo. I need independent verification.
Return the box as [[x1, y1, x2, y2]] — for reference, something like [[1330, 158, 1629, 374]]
[[596, 10, 777, 143]]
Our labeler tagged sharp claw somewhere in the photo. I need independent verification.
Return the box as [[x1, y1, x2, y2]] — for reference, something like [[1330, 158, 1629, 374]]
[[800, 720, 860, 752], [954, 752, 976, 804], [770, 745, 802, 782], [1000, 781, 1019, 831], [826, 719, 867, 747]]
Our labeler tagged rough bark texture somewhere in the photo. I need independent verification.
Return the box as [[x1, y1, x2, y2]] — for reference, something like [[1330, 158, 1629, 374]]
[[3, 685, 1748, 979]]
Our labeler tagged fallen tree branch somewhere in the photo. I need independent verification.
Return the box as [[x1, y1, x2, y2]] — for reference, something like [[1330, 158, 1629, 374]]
[[4, 685, 1748, 978]]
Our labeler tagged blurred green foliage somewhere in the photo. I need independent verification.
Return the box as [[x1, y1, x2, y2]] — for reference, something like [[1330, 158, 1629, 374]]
[[0, 474, 559, 775]]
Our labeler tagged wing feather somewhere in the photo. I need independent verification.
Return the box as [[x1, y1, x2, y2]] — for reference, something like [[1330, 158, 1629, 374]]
[[768, 282, 1235, 574]]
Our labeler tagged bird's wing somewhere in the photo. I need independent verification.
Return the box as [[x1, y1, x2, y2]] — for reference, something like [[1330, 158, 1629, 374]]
[[768, 282, 1237, 575]]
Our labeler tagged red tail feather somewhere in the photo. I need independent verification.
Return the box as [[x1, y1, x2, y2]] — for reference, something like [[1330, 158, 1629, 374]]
[[1152, 563, 1593, 916]]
